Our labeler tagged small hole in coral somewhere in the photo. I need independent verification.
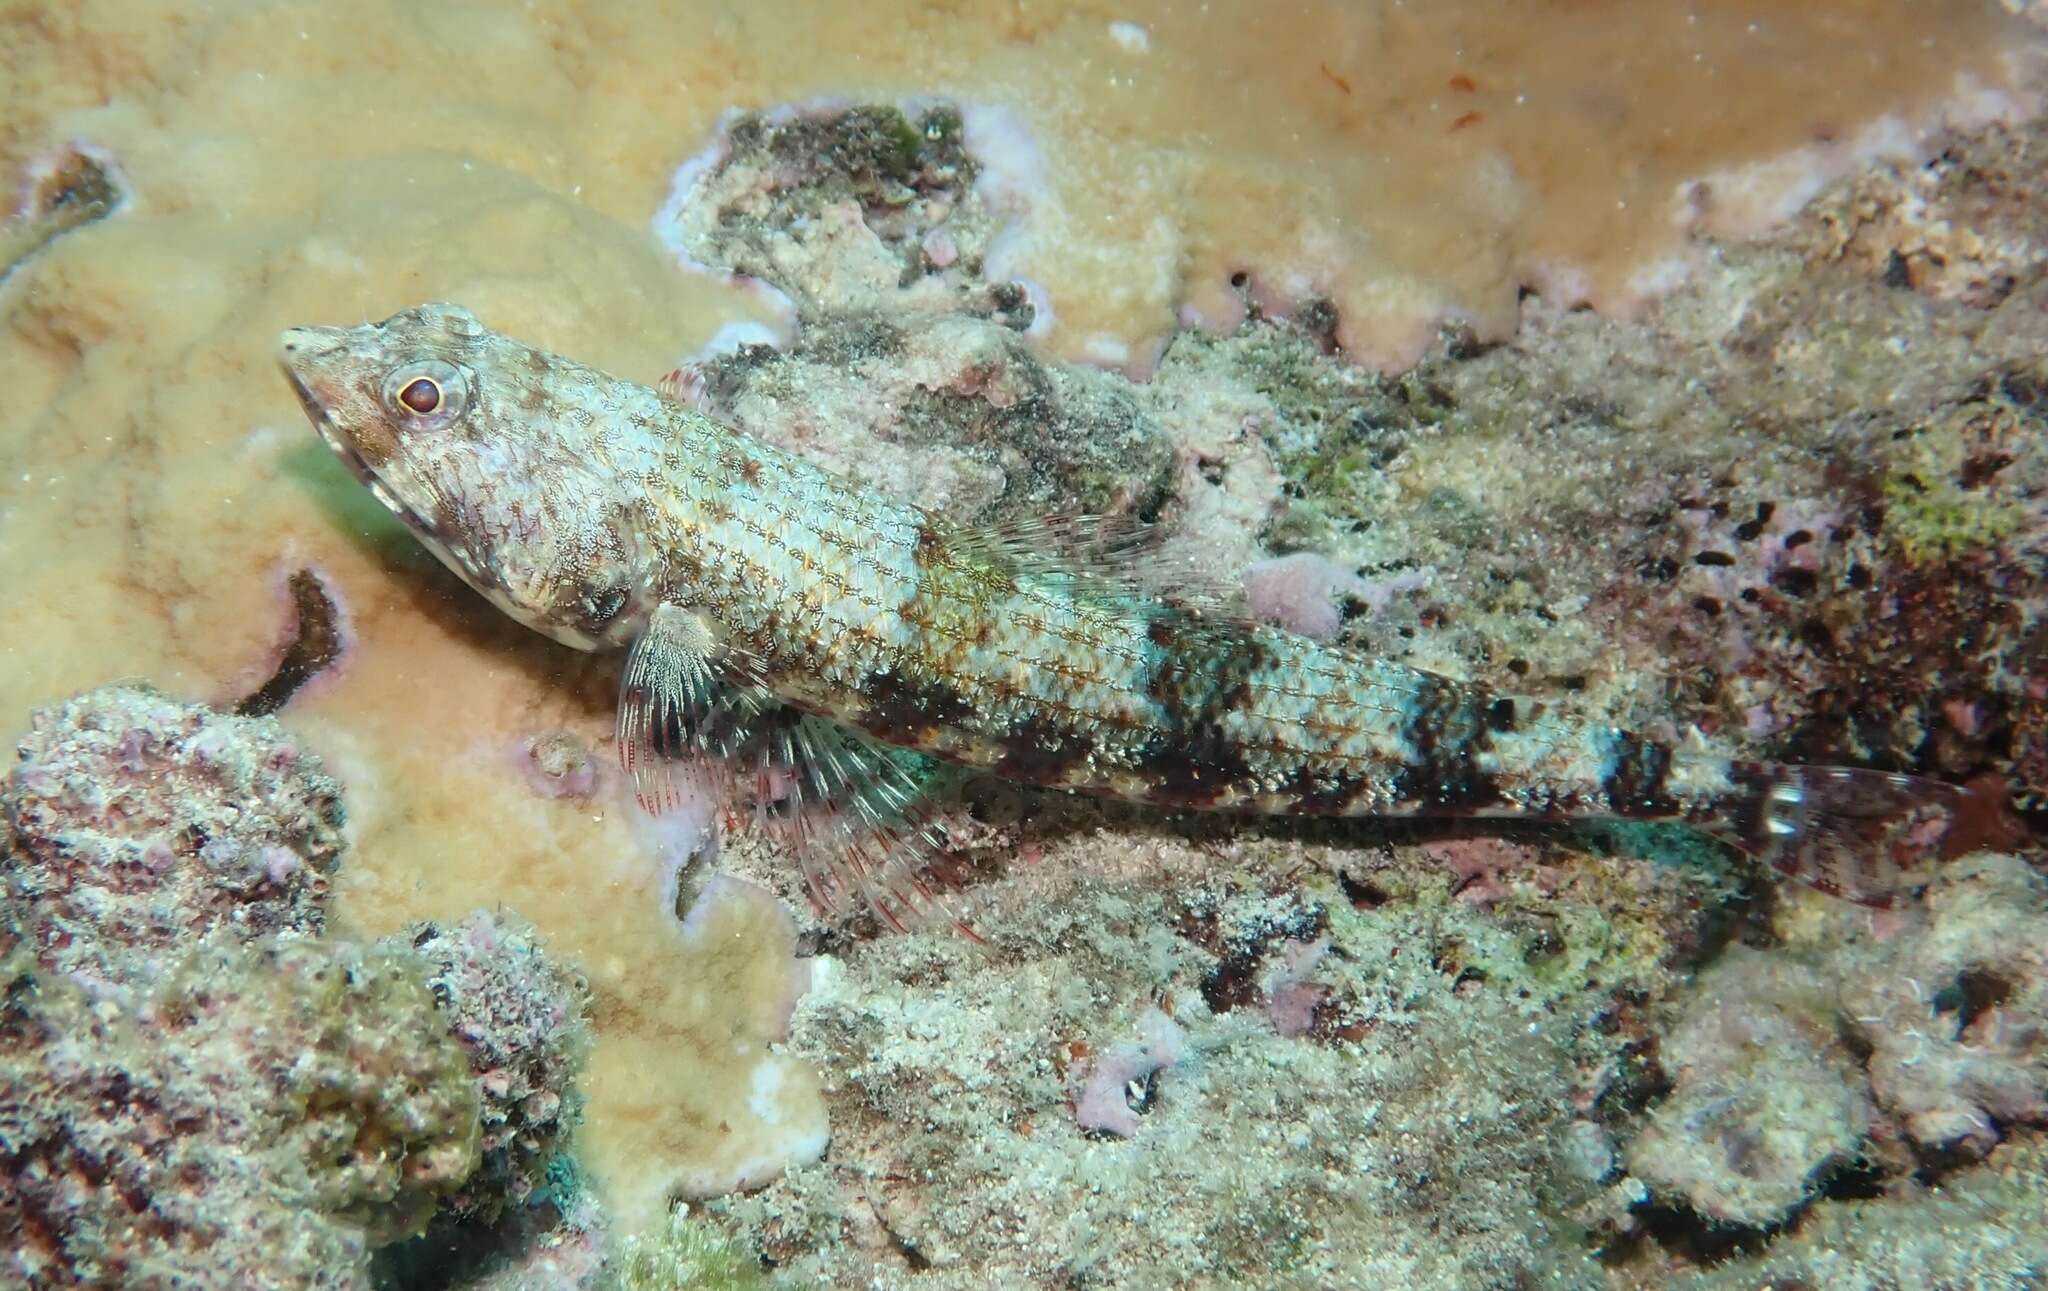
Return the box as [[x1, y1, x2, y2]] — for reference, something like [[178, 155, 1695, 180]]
[[1941, 968, 2014, 1032], [1125, 1068, 1161, 1116], [1338, 870, 1387, 908]]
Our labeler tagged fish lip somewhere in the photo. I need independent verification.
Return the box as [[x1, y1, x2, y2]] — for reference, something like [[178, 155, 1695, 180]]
[[279, 362, 372, 486], [280, 359, 440, 538], [280, 362, 327, 426]]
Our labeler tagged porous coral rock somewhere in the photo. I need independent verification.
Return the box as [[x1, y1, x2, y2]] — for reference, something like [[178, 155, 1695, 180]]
[[0, 686, 598, 1287], [4, 4, 2047, 1284], [702, 825, 1705, 1289], [1844, 851, 2048, 1158], [411, 910, 594, 1223], [657, 103, 1033, 333], [1624, 945, 1875, 1229], [1808, 120, 2048, 306], [1145, 118, 2048, 816], [3, 682, 343, 988], [625, 1, 2038, 366], [162, 936, 483, 1242], [0, 943, 371, 1290], [1663, 1132, 2048, 1291], [0, 934, 479, 1290], [1615, 850, 2048, 1251]]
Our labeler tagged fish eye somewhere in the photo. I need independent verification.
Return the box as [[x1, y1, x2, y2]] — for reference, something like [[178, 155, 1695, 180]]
[[399, 376, 441, 414], [382, 360, 470, 428]]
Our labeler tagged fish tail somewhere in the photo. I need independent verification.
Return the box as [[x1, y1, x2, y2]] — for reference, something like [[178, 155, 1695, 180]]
[[1695, 760, 1987, 906]]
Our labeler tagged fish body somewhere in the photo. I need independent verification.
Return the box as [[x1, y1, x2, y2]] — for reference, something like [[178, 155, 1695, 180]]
[[279, 304, 1976, 926]]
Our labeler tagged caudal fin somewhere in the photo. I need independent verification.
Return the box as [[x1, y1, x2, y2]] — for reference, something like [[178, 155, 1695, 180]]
[[1701, 762, 1989, 907]]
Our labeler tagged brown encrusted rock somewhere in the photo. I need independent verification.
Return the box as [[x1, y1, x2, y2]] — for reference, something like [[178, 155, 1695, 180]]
[[3, 683, 343, 988], [411, 910, 593, 1224], [1807, 121, 2048, 308], [0, 934, 479, 1290]]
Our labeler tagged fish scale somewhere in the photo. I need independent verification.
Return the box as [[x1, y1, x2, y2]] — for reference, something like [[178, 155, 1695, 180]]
[[280, 302, 1986, 928]]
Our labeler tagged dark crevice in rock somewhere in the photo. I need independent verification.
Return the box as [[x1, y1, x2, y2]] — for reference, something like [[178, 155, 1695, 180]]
[[1605, 1200, 1776, 1269], [237, 569, 345, 717], [1, 147, 122, 285]]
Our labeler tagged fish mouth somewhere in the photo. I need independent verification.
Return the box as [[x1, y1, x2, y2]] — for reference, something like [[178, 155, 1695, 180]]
[[278, 356, 439, 539]]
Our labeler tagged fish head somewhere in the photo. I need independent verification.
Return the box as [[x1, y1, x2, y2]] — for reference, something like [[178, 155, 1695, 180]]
[[279, 302, 649, 650]]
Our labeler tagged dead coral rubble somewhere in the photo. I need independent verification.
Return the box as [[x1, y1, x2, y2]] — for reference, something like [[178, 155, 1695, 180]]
[[1624, 945, 1876, 1229], [703, 840, 1700, 1290], [661, 102, 1034, 328], [1846, 851, 2048, 1160], [1621, 852, 2048, 1241], [4, 682, 344, 988], [413, 910, 593, 1225], [0, 684, 591, 1290], [1667, 1131, 2048, 1291]]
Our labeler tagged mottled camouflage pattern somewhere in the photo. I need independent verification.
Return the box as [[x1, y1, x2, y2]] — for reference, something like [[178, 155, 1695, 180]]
[[280, 304, 1978, 907]]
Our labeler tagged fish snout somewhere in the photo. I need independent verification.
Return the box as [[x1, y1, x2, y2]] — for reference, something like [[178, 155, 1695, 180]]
[[276, 324, 349, 366]]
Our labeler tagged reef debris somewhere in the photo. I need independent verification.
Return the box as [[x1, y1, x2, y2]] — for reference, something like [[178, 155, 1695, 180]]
[[411, 910, 593, 1225], [657, 102, 1041, 336], [4, 682, 344, 990], [1624, 945, 1877, 1229], [0, 685, 593, 1289], [0, 145, 121, 286], [1618, 850, 2048, 1249]]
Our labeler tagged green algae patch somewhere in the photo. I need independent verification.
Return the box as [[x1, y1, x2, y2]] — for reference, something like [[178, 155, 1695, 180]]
[[160, 938, 485, 1241], [1881, 473, 2026, 565], [601, 1208, 770, 1291], [1877, 398, 2033, 565]]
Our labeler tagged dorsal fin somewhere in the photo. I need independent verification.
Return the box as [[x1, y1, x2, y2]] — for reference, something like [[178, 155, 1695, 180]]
[[945, 511, 1232, 610], [655, 367, 695, 404]]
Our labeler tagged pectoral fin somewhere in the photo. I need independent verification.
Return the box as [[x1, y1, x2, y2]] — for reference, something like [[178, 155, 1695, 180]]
[[618, 602, 975, 935], [617, 602, 749, 812], [739, 707, 975, 936]]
